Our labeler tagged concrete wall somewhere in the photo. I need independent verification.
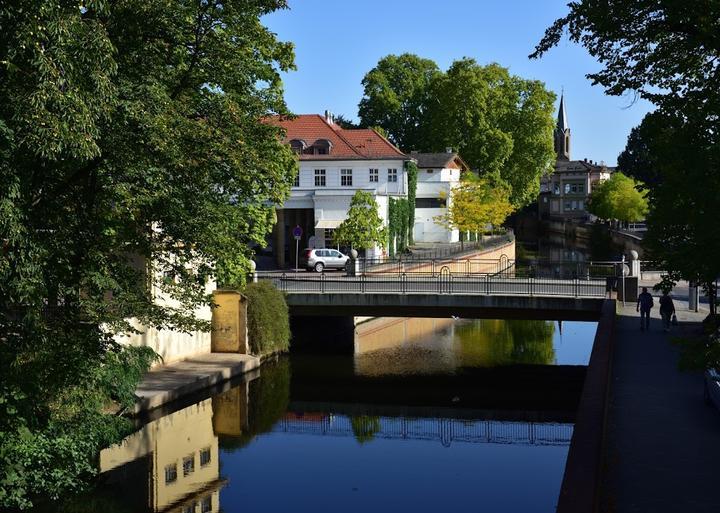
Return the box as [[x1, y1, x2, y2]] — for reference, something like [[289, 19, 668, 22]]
[[211, 291, 249, 354]]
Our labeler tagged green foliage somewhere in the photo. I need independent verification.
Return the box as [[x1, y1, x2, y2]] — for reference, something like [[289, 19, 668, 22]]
[[434, 175, 513, 239], [358, 53, 441, 150], [244, 282, 291, 356], [350, 416, 381, 444], [0, 1, 295, 507], [587, 173, 648, 222], [219, 357, 291, 451], [0, 344, 158, 509], [333, 191, 388, 251], [359, 54, 556, 208], [388, 197, 410, 256], [533, 1, 720, 316], [455, 319, 556, 367], [406, 162, 418, 245], [531, 1, 720, 118], [425, 60, 556, 208]]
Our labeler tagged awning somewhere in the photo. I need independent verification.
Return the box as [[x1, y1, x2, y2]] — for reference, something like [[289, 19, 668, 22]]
[[314, 219, 343, 229]]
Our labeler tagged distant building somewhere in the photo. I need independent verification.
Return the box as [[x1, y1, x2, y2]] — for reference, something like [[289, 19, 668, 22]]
[[411, 150, 470, 243], [539, 94, 613, 220]]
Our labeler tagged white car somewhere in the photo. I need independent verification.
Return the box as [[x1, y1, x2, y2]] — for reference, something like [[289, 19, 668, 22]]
[[301, 248, 350, 272]]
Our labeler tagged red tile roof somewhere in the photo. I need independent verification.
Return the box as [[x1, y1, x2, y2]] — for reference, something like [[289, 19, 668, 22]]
[[269, 114, 407, 160]]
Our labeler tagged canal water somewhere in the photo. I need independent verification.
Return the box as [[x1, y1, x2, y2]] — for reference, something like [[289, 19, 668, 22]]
[[43, 316, 597, 513]]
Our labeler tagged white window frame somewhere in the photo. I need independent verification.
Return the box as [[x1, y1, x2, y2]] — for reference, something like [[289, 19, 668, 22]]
[[314, 169, 326, 187], [369, 168, 379, 183], [293, 172, 300, 187], [388, 168, 398, 183], [341, 168, 353, 186]]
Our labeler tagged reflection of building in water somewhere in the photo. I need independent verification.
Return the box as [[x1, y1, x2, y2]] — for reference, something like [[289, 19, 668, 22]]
[[99, 399, 223, 513]]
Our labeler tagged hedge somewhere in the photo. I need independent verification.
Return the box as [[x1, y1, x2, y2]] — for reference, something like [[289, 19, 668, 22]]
[[244, 281, 290, 355]]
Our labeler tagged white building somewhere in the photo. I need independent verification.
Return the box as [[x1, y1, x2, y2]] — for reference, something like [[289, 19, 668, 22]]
[[411, 151, 470, 243], [270, 113, 411, 267]]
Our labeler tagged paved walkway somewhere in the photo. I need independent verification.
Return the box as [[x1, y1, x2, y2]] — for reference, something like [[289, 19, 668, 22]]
[[601, 299, 720, 512], [134, 353, 260, 413]]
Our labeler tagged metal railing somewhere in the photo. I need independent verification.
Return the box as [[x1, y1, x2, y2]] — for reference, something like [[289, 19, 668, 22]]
[[257, 271, 607, 298], [407, 231, 514, 260], [274, 415, 573, 447]]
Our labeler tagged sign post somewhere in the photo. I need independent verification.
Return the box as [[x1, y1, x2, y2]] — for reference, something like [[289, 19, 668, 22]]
[[292, 225, 303, 272]]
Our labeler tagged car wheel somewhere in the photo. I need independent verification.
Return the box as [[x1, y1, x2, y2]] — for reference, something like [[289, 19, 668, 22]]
[[314, 262, 324, 273], [704, 382, 712, 406]]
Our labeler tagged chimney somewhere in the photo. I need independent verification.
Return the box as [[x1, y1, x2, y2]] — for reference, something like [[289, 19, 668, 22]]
[[584, 158, 588, 163], [324, 110, 333, 124], [445, 147, 453, 153]]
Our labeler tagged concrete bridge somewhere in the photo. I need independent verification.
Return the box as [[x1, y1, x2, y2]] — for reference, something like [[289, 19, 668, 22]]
[[258, 266, 610, 320]]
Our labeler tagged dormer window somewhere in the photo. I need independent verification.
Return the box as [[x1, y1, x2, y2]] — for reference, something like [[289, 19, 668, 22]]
[[313, 139, 332, 155], [289, 139, 306, 155]]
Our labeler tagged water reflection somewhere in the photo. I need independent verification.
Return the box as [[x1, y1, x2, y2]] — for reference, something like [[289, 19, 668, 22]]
[[42, 319, 596, 513], [354, 317, 557, 376]]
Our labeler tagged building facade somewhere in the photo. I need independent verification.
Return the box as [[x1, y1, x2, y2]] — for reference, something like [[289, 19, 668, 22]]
[[539, 94, 613, 220], [269, 113, 411, 267], [411, 151, 470, 243]]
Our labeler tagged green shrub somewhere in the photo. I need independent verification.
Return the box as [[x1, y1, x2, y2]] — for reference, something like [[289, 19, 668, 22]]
[[244, 281, 290, 355]]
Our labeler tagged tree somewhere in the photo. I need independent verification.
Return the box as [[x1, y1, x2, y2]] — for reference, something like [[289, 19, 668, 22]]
[[530, 0, 720, 120], [435, 176, 513, 247], [0, 1, 295, 507], [358, 53, 441, 151], [617, 111, 666, 187], [425, 59, 556, 208], [333, 191, 387, 251], [359, 56, 555, 208], [587, 173, 648, 223], [332, 113, 359, 129], [532, 1, 720, 316]]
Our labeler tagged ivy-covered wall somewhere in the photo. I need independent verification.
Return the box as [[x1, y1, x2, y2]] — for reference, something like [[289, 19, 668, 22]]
[[406, 161, 418, 245], [387, 161, 418, 257]]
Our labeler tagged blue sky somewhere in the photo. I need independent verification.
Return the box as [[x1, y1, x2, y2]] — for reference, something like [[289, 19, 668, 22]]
[[263, 0, 654, 167]]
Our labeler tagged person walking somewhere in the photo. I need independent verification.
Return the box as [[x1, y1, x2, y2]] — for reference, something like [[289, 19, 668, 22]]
[[637, 287, 654, 331], [659, 291, 676, 332]]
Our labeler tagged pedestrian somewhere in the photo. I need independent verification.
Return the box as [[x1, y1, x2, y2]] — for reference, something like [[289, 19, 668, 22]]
[[659, 291, 676, 332], [637, 287, 654, 331]]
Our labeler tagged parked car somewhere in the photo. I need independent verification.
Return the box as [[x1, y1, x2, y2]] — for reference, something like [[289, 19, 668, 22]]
[[704, 368, 720, 409], [301, 248, 350, 272]]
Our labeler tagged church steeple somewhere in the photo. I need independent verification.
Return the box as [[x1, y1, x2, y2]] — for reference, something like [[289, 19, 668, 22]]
[[554, 93, 571, 160]]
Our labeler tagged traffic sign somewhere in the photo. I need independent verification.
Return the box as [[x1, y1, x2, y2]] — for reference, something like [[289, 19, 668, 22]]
[[292, 225, 303, 238]]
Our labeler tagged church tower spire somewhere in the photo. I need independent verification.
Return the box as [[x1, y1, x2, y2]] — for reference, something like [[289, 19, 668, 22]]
[[554, 93, 571, 160]]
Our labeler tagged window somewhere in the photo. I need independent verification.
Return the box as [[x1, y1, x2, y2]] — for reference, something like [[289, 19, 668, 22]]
[[330, 250, 341, 257], [183, 502, 197, 513], [553, 183, 560, 195], [165, 464, 177, 485], [426, 168, 434, 174], [341, 169, 353, 186], [314, 169, 326, 187], [201, 496, 212, 513], [293, 172, 300, 187], [323, 230, 334, 248], [578, 200, 584, 210], [289, 139, 305, 155], [388, 168, 397, 183], [564, 201, 572, 211], [313, 139, 332, 155], [200, 447, 211, 467], [564, 183, 571, 194], [369, 168, 378, 183], [415, 197, 446, 208], [183, 455, 195, 476]]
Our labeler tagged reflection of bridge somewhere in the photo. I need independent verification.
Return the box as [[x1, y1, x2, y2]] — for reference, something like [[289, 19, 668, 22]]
[[273, 415, 573, 447]]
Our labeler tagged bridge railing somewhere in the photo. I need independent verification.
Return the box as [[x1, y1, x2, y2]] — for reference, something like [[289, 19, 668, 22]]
[[256, 272, 607, 298], [274, 415, 573, 447]]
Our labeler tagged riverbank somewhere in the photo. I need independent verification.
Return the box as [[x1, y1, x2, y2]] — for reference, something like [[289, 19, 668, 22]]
[[133, 353, 261, 414], [599, 300, 720, 511]]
